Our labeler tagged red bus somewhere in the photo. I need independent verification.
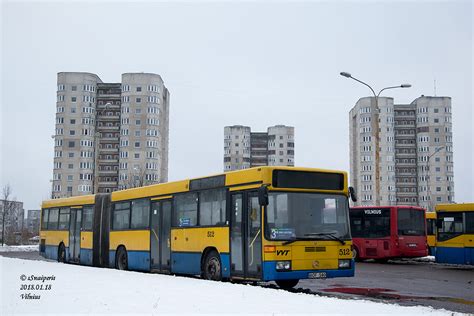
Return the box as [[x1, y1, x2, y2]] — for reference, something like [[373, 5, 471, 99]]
[[349, 206, 428, 262]]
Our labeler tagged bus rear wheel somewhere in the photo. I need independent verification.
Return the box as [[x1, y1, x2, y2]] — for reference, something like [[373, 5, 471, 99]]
[[116, 247, 128, 271], [57, 244, 66, 263], [202, 250, 222, 281], [276, 279, 299, 289]]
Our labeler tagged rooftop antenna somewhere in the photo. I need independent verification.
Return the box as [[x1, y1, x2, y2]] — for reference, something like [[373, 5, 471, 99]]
[[434, 79, 437, 96]]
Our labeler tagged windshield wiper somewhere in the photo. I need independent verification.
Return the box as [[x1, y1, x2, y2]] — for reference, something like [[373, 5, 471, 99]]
[[282, 237, 314, 245], [304, 232, 346, 245]]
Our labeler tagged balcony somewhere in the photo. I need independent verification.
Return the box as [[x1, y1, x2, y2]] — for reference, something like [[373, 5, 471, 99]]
[[99, 147, 119, 153], [98, 170, 118, 175], [98, 159, 118, 164]]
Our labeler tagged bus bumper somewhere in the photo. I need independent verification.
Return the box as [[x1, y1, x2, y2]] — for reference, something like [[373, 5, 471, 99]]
[[262, 260, 355, 281]]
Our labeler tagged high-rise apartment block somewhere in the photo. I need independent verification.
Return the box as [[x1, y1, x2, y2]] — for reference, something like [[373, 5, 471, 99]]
[[224, 125, 294, 171], [52, 72, 169, 198], [349, 96, 454, 211]]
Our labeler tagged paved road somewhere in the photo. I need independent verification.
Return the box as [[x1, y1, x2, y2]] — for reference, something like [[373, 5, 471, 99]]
[[2, 251, 473, 314], [298, 259, 474, 314]]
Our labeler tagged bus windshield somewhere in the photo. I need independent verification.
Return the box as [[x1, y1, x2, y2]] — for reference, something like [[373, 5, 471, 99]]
[[397, 208, 425, 236], [350, 208, 391, 238], [265, 192, 350, 241]]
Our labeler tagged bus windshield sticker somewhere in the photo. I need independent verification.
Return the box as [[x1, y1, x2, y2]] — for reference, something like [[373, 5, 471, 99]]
[[271, 228, 296, 240], [179, 218, 191, 227]]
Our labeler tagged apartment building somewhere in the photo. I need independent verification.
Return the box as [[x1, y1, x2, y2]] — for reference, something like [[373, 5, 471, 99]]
[[52, 72, 169, 198], [224, 125, 294, 171], [349, 95, 454, 210]]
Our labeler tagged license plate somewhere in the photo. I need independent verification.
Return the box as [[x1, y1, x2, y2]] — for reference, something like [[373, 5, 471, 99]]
[[308, 272, 327, 279], [408, 243, 417, 248]]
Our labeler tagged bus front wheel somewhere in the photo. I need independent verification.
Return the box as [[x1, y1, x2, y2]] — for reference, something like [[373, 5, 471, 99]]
[[116, 247, 128, 271], [276, 279, 299, 289], [202, 250, 222, 281]]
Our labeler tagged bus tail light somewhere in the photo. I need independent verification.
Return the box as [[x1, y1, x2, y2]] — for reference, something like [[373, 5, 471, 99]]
[[276, 261, 291, 271], [264, 245, 276, 253]]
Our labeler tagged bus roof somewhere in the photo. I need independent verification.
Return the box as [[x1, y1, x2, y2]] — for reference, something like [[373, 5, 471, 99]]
[[435, 203, 474, 213], [350, 205, 425, 211], [111, 166, 348, 202], [42, 194, 95, 208], [425, 212, 436, 219], [41, 166, 348, 206]]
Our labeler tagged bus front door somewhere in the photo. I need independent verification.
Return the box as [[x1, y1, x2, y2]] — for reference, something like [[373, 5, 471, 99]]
[[230, 192, 262, 280], [69, 208, 82, 263], [150, 200, 172, 272]]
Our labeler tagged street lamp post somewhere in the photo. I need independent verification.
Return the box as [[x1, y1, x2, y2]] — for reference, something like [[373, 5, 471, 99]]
[[340, 72, 411, 206], [425, 146, 445, 212]]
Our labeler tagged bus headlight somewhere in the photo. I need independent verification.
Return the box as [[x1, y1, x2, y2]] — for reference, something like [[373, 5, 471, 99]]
[[276, 261, 291, 271], [338, 260, 351, 269]]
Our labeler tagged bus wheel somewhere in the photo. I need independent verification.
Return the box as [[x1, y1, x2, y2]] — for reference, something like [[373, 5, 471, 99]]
[[58, 244, 66, 263], [116, 247, 128, 271], [203, 251, 222, 281], [352, 247, 360, 262], [276, 279, 299, 289]]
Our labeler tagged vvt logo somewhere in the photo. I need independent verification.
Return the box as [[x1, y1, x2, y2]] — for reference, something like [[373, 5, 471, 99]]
[[277, 250, 290, 256]]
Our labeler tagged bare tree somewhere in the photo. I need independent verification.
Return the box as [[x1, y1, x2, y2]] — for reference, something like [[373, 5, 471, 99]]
[[1, 184, 15, 246], [120, 166, 150, 190]]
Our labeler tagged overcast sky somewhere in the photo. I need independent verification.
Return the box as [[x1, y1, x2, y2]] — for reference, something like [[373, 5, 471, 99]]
[[1, 0, 472, 210]]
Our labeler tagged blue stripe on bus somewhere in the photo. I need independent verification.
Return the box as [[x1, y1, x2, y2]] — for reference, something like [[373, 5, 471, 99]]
[[428, 246, 437, 257], [171, 252, 201, 275], [170, 252, 231, 277], [221, 253, 231, 278], [108, 250, 150, 271], [436, 247, 474, 265], [80, 249, 93, 266], [43, 245, 58, 260], [109, 250, 116, 268], [262, 261, 355, 281]]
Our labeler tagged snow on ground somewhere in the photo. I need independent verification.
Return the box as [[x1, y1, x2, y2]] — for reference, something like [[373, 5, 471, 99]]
[[0, 257, 462, 315], [0, 245, 38, 252]]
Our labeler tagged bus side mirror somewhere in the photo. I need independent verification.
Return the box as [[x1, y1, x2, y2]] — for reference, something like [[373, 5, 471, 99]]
[[258, 186, 269, 206], [349, 186, 357, 202]]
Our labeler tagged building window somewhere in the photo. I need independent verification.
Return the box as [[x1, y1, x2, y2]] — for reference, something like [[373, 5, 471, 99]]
[[68, 141, 75, 148], [134, 142, 140, 148], [70, 130, 75, 136], [136, 97, 141, 103], [71, 97, 77, 102], [136, 86, 142, 92], [68, 164, 74, 169], [134, 153, 140, 159]]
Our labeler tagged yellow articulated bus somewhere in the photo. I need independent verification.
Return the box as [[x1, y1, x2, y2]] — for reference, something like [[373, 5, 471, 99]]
[[435, 203, 474, 265], [426, 212, 437, 256], [40, 166, 356, 288]]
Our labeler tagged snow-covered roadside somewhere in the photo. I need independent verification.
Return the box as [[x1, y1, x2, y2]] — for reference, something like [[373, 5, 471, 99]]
[[0, 245, 38, 252], [0, 257, 461, 315]]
